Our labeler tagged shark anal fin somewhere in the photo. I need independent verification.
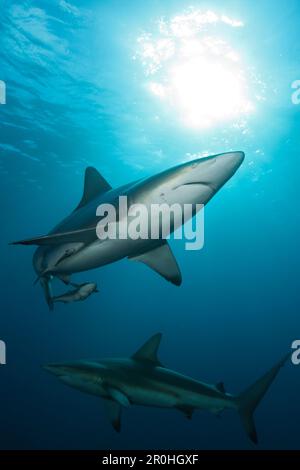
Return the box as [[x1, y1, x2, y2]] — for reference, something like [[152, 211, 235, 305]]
[[129, 241, 182, 286], [132, 333, 163, 367], [74, 167, 111, 212], [104, 400, 122, 432], [105, 386, 130, 407]]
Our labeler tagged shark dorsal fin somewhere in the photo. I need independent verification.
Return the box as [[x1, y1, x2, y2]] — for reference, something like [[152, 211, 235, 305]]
[[132, 333, 163, 366], [74, 167, 111, 211]]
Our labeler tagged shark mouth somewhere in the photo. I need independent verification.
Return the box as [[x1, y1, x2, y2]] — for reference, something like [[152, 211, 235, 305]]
[[178, 181, 218, 192], [172, 181, 218, 198]]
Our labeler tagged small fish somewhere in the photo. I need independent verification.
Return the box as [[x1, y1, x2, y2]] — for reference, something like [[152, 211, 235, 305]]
[[52, 282, 98, 305]]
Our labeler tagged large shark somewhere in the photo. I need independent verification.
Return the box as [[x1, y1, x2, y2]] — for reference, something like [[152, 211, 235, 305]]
[[11, 151, 244, 307], [44, 333, 288, 444]]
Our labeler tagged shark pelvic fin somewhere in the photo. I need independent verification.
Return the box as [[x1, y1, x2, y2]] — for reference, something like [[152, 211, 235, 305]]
[[216, 382, 226, 394], [105, 386, 130, 407], [132, 333, 163, 366], [129, 241, 182, 286], [74, 167, 111, 212], [178, 405, 194, 420], [57, 273, 71, 284], [104, 400, 122, 432]]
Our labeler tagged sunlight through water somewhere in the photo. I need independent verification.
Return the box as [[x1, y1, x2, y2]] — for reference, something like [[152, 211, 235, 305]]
[[135, 8, 254, 129]]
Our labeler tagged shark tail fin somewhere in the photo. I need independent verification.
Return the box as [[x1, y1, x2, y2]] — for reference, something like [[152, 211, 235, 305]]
[[236, 353, 289, 444]]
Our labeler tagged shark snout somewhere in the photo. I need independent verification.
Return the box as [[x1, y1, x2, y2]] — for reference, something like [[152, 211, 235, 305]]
[[187, 151, 245, 191], [211, 151, 244, 189], [218, 151, 245, 171]]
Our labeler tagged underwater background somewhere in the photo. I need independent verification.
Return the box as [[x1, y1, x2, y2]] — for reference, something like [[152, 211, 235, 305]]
[[0, 0, 300, 450]]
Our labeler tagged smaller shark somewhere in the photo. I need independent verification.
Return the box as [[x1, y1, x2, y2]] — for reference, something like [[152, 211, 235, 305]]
[[50, 282, 98, 309], [44, 333, 289, 443]]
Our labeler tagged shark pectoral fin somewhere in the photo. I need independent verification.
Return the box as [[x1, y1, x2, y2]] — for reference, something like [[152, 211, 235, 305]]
[[10, 227, 96, 246], [129, 241, 182, 286], [132, 333, 163, 367], [105, 386, 130, 407], [104, 400, 122, 432], [74, 167, 112, 212]]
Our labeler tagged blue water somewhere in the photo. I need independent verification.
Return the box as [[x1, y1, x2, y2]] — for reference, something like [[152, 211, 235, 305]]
[[0, 0, 300, 450]]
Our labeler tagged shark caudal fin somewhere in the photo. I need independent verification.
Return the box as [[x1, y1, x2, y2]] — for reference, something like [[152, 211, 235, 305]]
[[236, 353, 290, 444]]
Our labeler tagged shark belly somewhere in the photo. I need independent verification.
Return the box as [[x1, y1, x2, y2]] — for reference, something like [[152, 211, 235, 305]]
[[120, 367, 234, 414], [123, 383, 180, 408], [52, 237, 158, 274], [119, 379, 231, 413], [51, 239, 127, 274]]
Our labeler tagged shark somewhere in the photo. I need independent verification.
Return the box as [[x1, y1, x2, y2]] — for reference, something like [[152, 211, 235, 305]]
[[51, 282, 99, 308], [43, 333, 289, 444], [11, 151, 244, 307]]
